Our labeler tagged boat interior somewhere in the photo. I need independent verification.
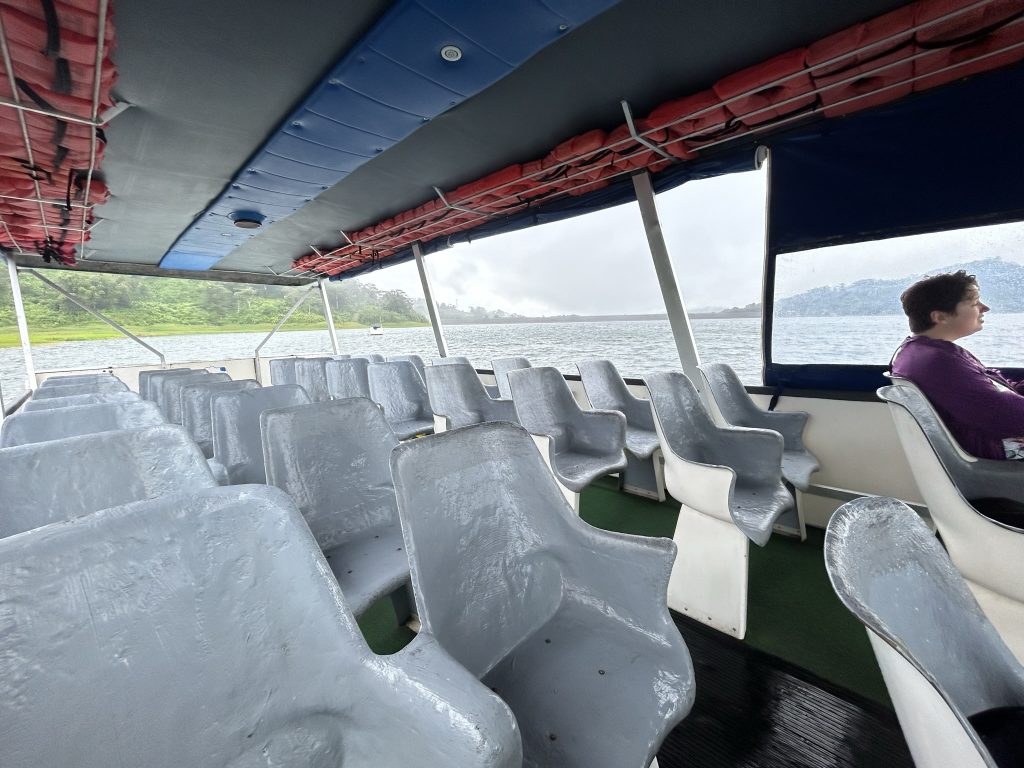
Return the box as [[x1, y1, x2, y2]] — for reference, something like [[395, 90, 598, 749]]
[[1, 0, 1023, 766]]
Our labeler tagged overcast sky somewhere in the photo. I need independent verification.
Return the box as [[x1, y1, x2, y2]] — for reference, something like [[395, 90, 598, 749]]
[[357, 168, 1024, 316]]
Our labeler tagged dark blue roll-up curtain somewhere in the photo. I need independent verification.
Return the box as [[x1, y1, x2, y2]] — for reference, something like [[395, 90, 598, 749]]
[[764, 64, 1024, 390]]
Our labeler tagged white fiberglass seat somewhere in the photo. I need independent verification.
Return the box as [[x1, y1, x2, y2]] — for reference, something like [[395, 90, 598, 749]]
[[353, 353, 385, 363], [431, 355, 471, 366], [391, 421, 694, 768], [1, 400, 166, 448], [643, 370, 793, 639], [269, 356, 299, 385], [387, 353, 427, 383], [326, 357, 372, 399], [161, 370, 229, 423], [878, 383, 1024, 662], [22, 390, 140, 412], [700, 362, 818, 537], [508, 366, 626, 512], [140, 368, 198, 402], [180, 379, 261, 458], [0, 425, 216, 539], [826, 496, 1024, 768], [29, 378, 128, 400], [367, 360, 434, 439], [424, 361, 517, 433], [492, 356, 532, 399], [294, 356, 334, 402], [0, 484, 522, 768], [38, 372, 114, 388], [261, 399, 411, 618], [211, 385, 311, 484], [577, 359, 665, 501]]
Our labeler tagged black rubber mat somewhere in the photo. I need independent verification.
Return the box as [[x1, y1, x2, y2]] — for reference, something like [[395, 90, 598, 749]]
[[658, 613, 914, 768]]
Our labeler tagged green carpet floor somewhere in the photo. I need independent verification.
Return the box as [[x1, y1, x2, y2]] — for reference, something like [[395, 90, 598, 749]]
[[358, 476, 890, 706]]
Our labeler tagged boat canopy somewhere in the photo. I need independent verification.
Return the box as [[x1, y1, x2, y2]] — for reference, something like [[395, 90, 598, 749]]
[[2, 0, 1021, 287]]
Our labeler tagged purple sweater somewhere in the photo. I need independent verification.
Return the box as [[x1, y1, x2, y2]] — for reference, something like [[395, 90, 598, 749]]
[[891, 335, 1024, 459]]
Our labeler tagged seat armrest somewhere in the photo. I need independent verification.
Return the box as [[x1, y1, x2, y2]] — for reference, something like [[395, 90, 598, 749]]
[[482, 398, 518, 423], [757, 409, 809, 449], [963, 459, 1024, 505], [572, 408, 626, 454], [706, 424, 786, 484], [389, 634, 523, 766]]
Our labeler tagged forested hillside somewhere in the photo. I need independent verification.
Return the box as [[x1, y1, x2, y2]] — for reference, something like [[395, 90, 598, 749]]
[[0, 271, 425, 329]]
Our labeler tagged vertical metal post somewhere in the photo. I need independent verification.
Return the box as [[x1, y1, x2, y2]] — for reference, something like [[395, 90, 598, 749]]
[[4, 255, 35, 390], [412, 241, 449, 357], [318, 277, 340, 354], [631, 172, 704, 395]]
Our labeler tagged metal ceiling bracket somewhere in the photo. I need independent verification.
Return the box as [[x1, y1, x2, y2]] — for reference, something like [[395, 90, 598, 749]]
[[412, 241, 449, 357], [253, 282, 320, 380], [4, 255, 35, 391], [621, 100, 676, 163], [318, 277, 340, 354], [25, 269, 165, 365], [433, 185, 486, 216]]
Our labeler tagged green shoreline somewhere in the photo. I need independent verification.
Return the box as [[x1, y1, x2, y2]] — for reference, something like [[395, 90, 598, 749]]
[[0, 321, 430, 349]]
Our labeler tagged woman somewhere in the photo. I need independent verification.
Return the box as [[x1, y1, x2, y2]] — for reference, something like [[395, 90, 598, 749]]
[[891, 270, 1024, 460]]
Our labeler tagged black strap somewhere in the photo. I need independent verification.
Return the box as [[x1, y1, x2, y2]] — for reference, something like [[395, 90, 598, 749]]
[[767, 383, 784, 411], [39, 0, 61, 58]]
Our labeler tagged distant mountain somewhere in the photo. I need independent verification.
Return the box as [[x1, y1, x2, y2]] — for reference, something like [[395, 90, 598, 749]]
[[775, 258, 1024, 317]]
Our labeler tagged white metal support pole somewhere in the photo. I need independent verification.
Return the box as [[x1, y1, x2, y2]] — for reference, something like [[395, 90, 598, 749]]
[[318, 277, 340, 354], [4, 255, 35, 390], [412, 241, 449, 357], [631, 172, 705, 396]]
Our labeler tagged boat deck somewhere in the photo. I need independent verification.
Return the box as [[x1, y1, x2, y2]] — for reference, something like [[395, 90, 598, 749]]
[[357, 475, 914, 765]]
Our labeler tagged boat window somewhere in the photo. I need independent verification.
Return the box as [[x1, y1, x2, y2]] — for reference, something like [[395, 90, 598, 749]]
[[772, 220, 1024, 368], [657, 168, 768, 385]]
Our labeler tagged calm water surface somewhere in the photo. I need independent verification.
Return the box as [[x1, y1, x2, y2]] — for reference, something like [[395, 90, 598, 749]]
[[2, 314, 1022, 406]]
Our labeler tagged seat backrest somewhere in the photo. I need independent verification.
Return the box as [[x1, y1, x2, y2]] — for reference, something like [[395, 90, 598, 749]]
[[700, 362, 763, 426], [1, 401, 167, 448], [180, 379, 261, 458], [38, 373, 114, 389], [368, 361, 430, 422], [262, 399, 400, 548], [392, 422, 569, 678], [30, 379, 128, 400], [432, 355, 471, 366], [425, 362, 494, 428], [492, 356, 531, 399], [326, 357, 371, 399], [0, 425, 216, 539], [353, 353, 385, 363], [577, 358, 653, 429], [0, 483, 520, 768], [211, 385, 311, 484], [294, 357, 333, 402], [643, 370, 717, 463], [162, 371, 229, 423], [139, 368, 195, 401], [22, 391, 140, 412], [269, 357, 298, 386], [388, 354, 426, 382], [826, 497, 1024, 760], [507, 366, 581, 453]]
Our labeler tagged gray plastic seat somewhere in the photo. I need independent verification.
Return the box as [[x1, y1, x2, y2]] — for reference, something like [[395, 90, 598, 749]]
[[826, 496, 1024, 768], [138, 368, 197, 401], [38, 372, 114, 388], [388, 353, 426, 382], [0, 484, 522, 768], [211, 385, 311, 484], [492, 356, 532, 399], [578, 359, 665, 501], [367, 361, 434, 440], [326, 357, 371, 399], [22, 391, 141, 412], [262, 399, 410, 617], [879, 382, 1024, 661], [294, 356, 333, 402], [269, 357, 298, 385], [0, 424, 216, 539], [161, 371, 229, 423], [644, 370, 793, 638], [507, 365, 626, 510], [432, 355, 471, 366], [425, 361, 518, 432], [391, 421, 694, 768], [181, 379, 261, 458], [1, 400, 167, 448], [353, 353, 385, 363], [29, 378, 128, 400], [700, 362, 819, 492]]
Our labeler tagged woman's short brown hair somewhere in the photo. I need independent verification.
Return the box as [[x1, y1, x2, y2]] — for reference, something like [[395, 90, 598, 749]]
[[900, 270, 978, 333]]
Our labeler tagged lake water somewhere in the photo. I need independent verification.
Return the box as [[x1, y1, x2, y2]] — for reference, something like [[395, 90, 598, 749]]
[[2, 313, 1022, 407]]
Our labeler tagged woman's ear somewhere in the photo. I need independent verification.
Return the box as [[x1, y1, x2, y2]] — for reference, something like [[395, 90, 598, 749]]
[[929, 309, 948, 326]]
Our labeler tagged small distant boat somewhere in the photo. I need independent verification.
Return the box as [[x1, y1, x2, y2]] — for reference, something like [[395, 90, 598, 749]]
[[369, 324, 384, 336]]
